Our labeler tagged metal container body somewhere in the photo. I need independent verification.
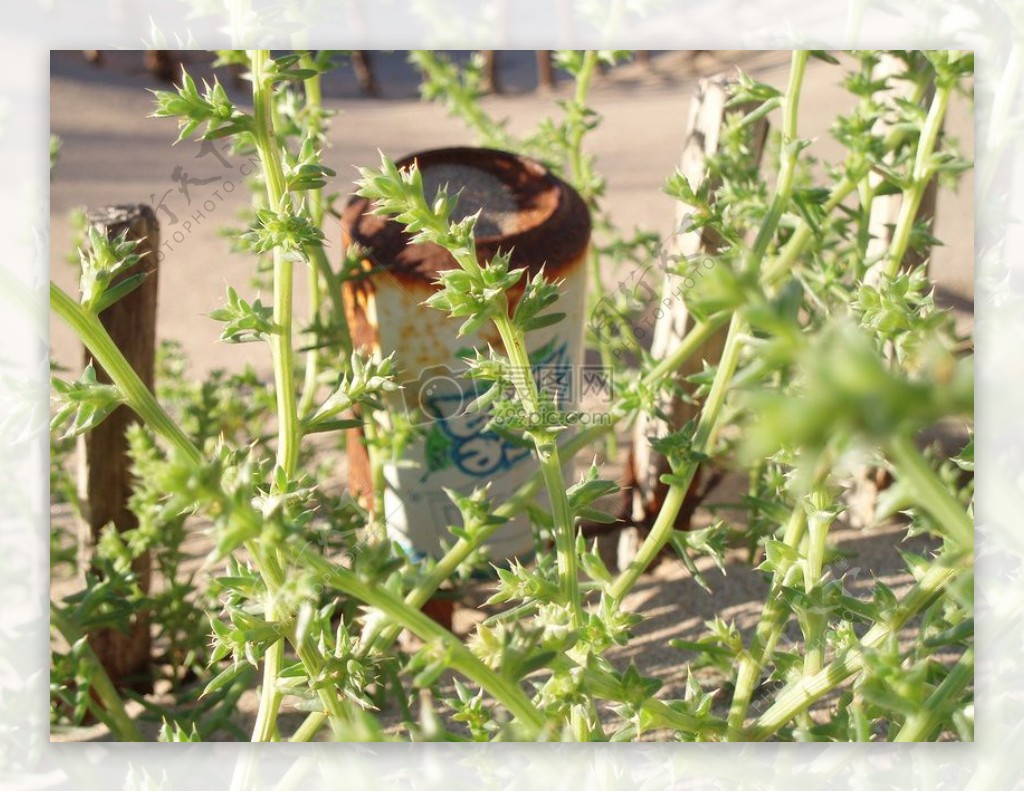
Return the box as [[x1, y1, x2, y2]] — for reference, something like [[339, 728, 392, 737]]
[[342, 147, 591, 560]]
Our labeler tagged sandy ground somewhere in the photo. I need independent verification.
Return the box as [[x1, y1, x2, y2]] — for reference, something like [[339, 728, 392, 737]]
[[49, 50, 973, 741]]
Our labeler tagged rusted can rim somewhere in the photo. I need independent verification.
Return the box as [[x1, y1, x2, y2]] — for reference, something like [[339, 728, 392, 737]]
[[342, 146, 591, 286]]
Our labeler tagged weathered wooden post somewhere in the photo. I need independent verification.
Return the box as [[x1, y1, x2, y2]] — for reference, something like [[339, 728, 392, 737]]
[[144, 50, 179, 83], [78, 204, 160, 691], [620, 75, 769, 568], [480, 50, 501, 94], [351, 51, 379, 97], [537, 51, 555, 91]]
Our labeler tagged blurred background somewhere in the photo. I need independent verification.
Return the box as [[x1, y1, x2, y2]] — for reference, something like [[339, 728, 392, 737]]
[[49, 49, 973, 376]]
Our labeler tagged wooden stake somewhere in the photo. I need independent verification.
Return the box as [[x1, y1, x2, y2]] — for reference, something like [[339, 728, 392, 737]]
[[621, 75, 769, 568], [480, 50, 501, 95], [78, 205, 160, 692], [537, 51, 555, 91], [352, 51, 379, 97], [144, 50, 179, 83]]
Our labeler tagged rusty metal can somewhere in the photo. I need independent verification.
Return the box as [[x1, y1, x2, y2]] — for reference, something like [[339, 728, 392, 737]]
[[341, 146, 591, 560]]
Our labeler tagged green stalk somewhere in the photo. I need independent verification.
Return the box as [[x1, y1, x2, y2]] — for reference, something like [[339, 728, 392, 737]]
[[609, 50, 810, 606], [726, 503, 808, 739], [888, 434, 974, 548], [761, 73, 931, 288], [296, 51, 352, 416], [296, 52, 323, 418], [609, 312, 747, 602], [249, 618, 283, 741], [494, 313, 584, 629], [643, 316, 728, 383], [761, 176, 857, 286], [894, 646, 973, 742], [49, 283, 201, 466], [565, 51, 615, 459], [610, 478, 684, 603], [248, 48, 301, 742], [567, 50, 599, 199], [298, 252, 322, 420], [855, 178, 876, 272], [304, 242, 346, 326], [881, 79, 951, 279], [51, 605, 144, 742], [290, 711, 326, 742], [849, 692, 870, 741], [246, 539, 350, 739], [361, 413, 388, 540], [745, 50, 808, 273], [851, 56, 881, 268], [250, 48, 300, 479], [746, 559, 963, 740], [247, 543, 284, 741], [802, 487, 834, 677], [302, 552, 546, 734]]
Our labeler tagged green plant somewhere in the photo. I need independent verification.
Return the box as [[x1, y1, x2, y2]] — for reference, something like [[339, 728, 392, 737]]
[[50, 49, 973, 742], [412, 49, 639, 458]]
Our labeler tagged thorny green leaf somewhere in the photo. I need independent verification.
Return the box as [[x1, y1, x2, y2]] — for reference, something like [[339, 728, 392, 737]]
[[209, 286, 276, 344], [50, 363, 122, 439]]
